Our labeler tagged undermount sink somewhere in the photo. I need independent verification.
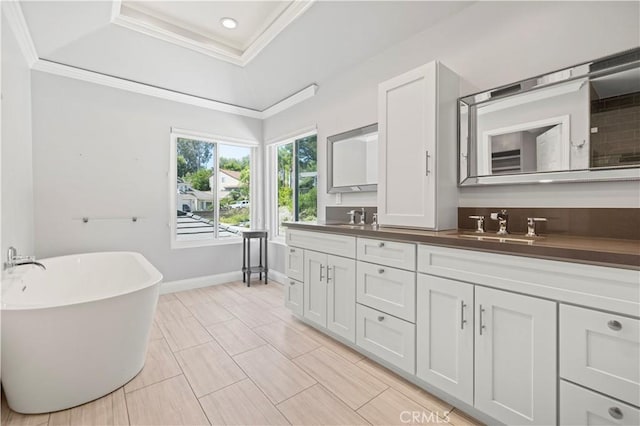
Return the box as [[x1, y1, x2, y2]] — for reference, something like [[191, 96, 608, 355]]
[[455, 232, 538, 245]]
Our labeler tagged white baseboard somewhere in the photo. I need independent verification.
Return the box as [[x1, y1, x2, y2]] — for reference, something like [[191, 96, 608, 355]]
[[161, 269, 286, 294]]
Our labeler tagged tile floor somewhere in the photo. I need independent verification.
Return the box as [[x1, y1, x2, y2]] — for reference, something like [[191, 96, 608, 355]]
[[1, 281, 483, 426]]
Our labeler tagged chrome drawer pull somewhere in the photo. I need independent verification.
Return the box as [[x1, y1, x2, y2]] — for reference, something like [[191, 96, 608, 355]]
[[289, 248, 295, 253], [378, 242, 385, 248], [460, 301, 467, 330], [479, 305, 486, 335], [289, 281, 296, 286], [377, 316, 385, 322], [378, 268, 385, 274], [608, 320, 622, 331], [319, 265, 325, 282], [608, 407, 623, 420]]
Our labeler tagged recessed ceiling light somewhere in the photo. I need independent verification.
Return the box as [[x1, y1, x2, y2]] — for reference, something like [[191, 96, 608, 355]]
[[220, 17, 237, 30]]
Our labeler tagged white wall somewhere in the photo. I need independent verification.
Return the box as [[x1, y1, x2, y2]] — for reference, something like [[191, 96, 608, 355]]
[[263, 1, 640, 215], [31, 72, 263, 282], [2, 14, 35, 259]]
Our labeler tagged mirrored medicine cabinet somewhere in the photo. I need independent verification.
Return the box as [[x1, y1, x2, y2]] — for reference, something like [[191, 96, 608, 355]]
[[459, 48, 640, 186], [327, 123, 378, 193]]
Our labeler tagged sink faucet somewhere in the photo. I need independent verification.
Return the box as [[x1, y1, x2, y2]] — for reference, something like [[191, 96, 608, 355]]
[[490, 210, 509, 235], [359, 208, 366, 225], [347, 208, 366, 225], [4, 247, 46, 270], [347, 210, 357, 224], [372, 213, 379, 229]]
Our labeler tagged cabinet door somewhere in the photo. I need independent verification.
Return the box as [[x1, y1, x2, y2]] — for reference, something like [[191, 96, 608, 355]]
[[416, 274, 473, 406], [475, 287, 557, 426], [285, 247, 304, 282], [327, 255, 356, 342], [303, 250, 327, 328], [378, 62, 436, 229], [284, 278, 304, 316]]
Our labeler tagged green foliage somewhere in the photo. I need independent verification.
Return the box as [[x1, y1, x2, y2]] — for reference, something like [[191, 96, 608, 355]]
[[177, 155, 188, 178], [185, 168, 212, 191], [220, 207, 250, 226], [177, 138, 213, 175], [298, 186, 317, 221], [220, 156, 249, 172]]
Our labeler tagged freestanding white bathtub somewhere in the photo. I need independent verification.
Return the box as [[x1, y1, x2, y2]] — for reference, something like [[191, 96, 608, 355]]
[[1, 251, 162, 414]]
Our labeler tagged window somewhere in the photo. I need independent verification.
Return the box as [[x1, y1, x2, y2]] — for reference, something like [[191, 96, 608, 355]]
[[170, 130, 256, 247], [273, 133, 317, 236]]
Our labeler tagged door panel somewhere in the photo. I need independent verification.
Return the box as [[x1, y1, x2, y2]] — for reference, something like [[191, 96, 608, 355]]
[[327, 256, 356, 342], [303, 250, 327, 327]]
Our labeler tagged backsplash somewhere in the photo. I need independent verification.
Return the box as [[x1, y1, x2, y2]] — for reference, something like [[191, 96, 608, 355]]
[[325, 206, 378, 224], [458, 207, 640, 240]]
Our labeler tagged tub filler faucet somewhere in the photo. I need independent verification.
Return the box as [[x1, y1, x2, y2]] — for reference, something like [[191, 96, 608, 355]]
[[5, 246, 46, 270]]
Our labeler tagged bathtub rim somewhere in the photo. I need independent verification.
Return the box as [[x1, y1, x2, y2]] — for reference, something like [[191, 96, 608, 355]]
[[1, 251, 163, 311]]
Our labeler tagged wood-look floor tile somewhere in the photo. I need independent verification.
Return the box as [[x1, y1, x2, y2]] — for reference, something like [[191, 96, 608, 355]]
[[294, 347, 387, 410], [225, 302, 281, 328], [205, 287, 251, 307], [299, 326, 364, 363], [198, 379, 288, 426], [253, 320, 320, 359], [126, 375, 209, 426], [3, 412, 49, 426], [154, 299, 191, 324], [233, 345, 316, 404], [268, 306, 311, 332], [447, 408, 485, 426], [48, 388, 128, 425], [356, 358, 453, 415], [206, 319, 267, 356], [124, 338, 181, 393], [358, 388, 444, 426], [158, 316, 212, 352], [175, 341, 246, 397], [174, 288, 215, 307], [245, 292, 283, 308], [187, 301, 234, 326], [277, 384, 368, 425], [158, 293, 177, 304]]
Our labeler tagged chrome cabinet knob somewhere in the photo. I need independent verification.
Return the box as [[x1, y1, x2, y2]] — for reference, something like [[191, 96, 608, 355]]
[[377, 316, 385, 321], [607, 320, 622, 331], [378, 268, 385, 274], [608, 407, 623, 420], [378, 242, 385, 248]]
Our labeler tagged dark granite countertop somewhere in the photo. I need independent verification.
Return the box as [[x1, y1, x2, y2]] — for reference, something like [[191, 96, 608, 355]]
[[283, 222, 640, 270]]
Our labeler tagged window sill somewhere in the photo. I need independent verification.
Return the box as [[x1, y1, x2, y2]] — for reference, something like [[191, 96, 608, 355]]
[[171, 238, 243, 250]]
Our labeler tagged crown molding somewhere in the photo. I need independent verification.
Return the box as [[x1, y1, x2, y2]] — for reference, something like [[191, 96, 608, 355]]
[[32, 60, 317, 120], [32, 60, 264, 119], [111, 0, 315, 67], [262, 84, 318, 118], [2, 0, 38, 67]]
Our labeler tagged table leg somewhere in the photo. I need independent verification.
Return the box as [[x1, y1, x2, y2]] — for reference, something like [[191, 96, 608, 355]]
[[259, 237, 263, 281], [247, 237, 251, 287], [264, 236, 268, 284], [242, 236, 246, 283]]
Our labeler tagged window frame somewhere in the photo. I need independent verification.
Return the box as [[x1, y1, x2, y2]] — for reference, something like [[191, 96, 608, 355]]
[[267, 127, 318, 242], [169, 128, 259, 249]]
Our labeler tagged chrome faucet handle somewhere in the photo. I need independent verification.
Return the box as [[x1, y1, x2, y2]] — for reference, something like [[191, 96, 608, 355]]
[[359, 208, 366, 225], [490, 209, 509, 235], [347, 210, 356, 225], [469, 215, 485, 233], [526, 217, 547, 237]]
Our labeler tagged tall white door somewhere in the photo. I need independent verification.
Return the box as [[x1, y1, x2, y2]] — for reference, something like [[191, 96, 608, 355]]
[[416, 275, 474, 406], [475, 287, 557, 426], [378, 63, 437, 229], [326, 255, 356, 342], [303, 250, 327, 328]]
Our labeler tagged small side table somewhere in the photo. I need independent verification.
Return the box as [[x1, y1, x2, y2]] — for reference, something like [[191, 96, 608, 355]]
[[242, 230, 268, 287]]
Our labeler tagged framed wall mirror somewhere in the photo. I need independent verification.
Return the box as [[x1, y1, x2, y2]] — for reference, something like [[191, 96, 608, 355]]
[[327, 123, 378, 193], [459, 48, 640, 186]]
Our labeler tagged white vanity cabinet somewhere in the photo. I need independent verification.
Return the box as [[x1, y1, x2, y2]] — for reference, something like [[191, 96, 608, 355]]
[[287, 229, 357, 342], [377, 61, 459, 230], [416, 274, 474, 406], [560, 380, 640, 426], [285, 246, 304, 282], [284, 278, 304, 316], [474, 286, 557, 426]]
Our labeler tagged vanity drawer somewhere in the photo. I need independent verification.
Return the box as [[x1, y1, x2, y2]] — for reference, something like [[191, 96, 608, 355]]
[[285, 278, 304, 316], [560, 380, 640, 426], [356, 303, 415, 374], [356, 261, 416, 322], [286, 229, 356, 258], [357, 238, 416, 270], [285, 247, 304, 282], [560, 304, 640, 406]]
